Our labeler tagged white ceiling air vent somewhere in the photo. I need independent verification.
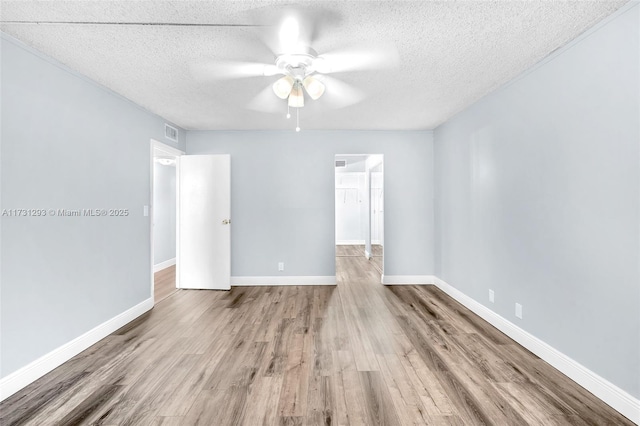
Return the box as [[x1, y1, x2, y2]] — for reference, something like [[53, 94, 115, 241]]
[[164, 123, 178, 142], [335, 159, 347, 168]]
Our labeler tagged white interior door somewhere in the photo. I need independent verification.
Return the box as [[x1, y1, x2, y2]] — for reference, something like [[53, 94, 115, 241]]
[[177, 155, 231, 290]]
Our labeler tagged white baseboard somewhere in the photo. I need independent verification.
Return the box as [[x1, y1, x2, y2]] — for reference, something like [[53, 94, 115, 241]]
[[381, 275, 436, 285], [0, 297, 153, 402], [433, 277, 640, 424], [336, 240, 365, 245], [231, 276, 336, 286], [372, 240, 382, 245], [153, 257, 176, 272]]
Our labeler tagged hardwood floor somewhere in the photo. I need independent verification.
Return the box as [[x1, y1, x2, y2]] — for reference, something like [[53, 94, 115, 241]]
[[336, 245, 365, 257], [1, 249, 633, 425], [154, 265, 177, 303], [371, 245, 383, 274], [336, 244, 383, 274]]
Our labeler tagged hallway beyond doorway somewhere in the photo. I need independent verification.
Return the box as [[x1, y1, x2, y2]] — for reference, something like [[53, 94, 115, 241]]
[[336, 244, 383, 276], [154, 265, 177, 303]]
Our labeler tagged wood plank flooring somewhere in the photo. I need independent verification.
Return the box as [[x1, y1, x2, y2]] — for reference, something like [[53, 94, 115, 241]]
[[336, 245, 365, 257], [336, 244, 382, 274], [371, 245, 382, 274], [1, 248, 633, 425], [154, 265, 177, 303]]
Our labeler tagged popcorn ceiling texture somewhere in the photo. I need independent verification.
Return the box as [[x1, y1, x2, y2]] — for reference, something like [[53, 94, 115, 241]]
[[0, 1, 628, 130]]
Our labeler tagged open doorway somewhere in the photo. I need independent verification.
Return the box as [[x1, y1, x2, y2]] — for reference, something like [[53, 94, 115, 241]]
[[369, 157, 384, 274], [334, 154, 384, 280], [150, 140, 184, 304]]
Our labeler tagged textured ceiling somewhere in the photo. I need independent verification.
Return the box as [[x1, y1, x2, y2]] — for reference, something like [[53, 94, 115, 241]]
[[0, 1, 628, 130]]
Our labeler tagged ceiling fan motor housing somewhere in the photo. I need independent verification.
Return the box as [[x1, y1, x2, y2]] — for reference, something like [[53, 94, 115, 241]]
[[275, 47, 320, 79]]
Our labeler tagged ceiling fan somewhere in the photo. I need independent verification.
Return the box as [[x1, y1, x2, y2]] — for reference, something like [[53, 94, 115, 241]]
[[2, 6, 399, 130], [194, 9, 400, 130], [269, 17, 336, 108]]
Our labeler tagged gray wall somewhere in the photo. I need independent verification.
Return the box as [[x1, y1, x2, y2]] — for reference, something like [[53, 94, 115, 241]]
[[434, 4, 639, 398], [0, 34, 185, 377], [153, 163, 176, 265], [187, 130, 434, 277]]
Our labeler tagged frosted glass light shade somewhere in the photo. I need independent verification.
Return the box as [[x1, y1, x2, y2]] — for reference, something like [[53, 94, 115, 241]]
[[288, 84, 304, 107], [303, 76, 325, 100], [273, 76, 294, 99]]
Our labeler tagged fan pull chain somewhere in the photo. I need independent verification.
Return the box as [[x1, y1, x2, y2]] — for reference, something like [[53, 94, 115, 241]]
[[286, 104, 291, 119], [296, 108, 300, 132]]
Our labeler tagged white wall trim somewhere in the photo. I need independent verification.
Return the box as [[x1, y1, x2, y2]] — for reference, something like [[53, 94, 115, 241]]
[[153, 257, 176, 272], [336, 240, 365, 245], [381, 275, 437, 285], [152, 139, 185, 157], [231, 276, 336, 286], [0, 298, 153, 402], [364, 250, 372, 260], [432, 277, 640, 424]]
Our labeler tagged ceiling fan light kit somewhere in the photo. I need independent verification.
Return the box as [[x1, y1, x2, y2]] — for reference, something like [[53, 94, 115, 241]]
[[273, 50, 324, 99], [271, 47, 327, 131], [288, 83, 305, 107], [303, 75, 325, 100], [273, 75, 294, 99]]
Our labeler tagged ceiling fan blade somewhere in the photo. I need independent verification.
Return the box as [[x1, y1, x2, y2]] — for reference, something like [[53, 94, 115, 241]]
[[305, 9, 343, 47], [317, 75, 365, 109], [191, 61, 279, 81], [315, 43, 399, 74], [248, 6, 342, 54], [247, 83, 285, 114]]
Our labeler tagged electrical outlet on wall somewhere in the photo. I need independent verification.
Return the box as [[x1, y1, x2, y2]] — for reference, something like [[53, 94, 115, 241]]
[[278, 262, 284, 271], [515, 303, 523, 319], [489, 289, 495, 303]]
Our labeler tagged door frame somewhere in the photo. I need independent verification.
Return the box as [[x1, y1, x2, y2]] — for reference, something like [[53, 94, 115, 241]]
[[150, 139, 185, 305], [334, 153, 384, 276]]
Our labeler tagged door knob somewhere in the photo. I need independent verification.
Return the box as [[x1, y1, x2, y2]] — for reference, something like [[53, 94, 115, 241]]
[[222, 219, 231, 225]]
